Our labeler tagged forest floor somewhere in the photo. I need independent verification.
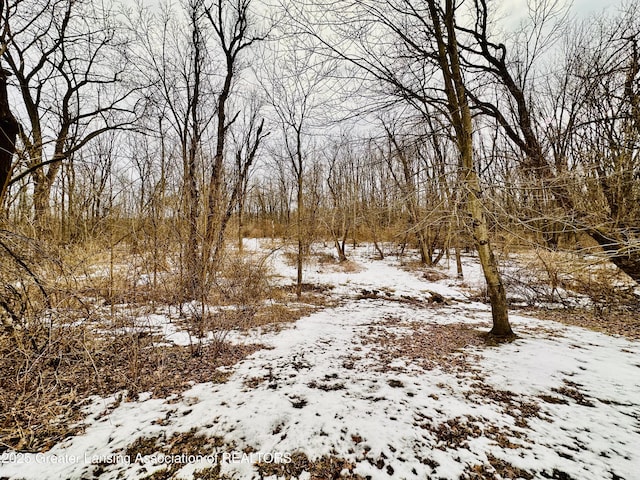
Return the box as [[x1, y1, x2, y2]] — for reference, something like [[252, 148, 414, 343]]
[[1, 239, 639, 480]]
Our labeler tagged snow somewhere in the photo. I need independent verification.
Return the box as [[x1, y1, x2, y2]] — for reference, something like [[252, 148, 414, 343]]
[[1, 239, 638, 480]]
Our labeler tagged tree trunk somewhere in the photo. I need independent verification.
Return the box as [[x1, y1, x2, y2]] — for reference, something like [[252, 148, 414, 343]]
[[469, 189, 512, 336], [428, 0, 512, 336], [32, 172, 56, 231], [183, 143, 200, 300], [296, 171, 303, 298], [588, 229, 640, 283], [0, 68, 19, 208], [238, 207, 244, 253], [455, 245, 463, 279], [469, 2, 640, 285], [334, 238, 347, 262]]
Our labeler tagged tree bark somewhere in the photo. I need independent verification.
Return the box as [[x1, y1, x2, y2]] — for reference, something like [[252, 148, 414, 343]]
[[295, 133, 304, 298], [428, 0, 512, 336], [0, 68, 18, 208]]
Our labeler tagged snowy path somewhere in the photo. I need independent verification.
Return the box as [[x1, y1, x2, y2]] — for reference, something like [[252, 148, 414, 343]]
[[1, 242, 639, 480]]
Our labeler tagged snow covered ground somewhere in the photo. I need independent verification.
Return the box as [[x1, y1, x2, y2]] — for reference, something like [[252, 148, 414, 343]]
[[1, 240, 638, 479]]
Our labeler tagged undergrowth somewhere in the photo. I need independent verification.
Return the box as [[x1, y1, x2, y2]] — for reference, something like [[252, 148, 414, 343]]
[[0, 237, 328, 454], [0, 321, 261, 452]]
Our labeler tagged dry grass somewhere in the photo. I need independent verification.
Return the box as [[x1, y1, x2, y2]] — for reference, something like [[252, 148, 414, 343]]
[[281, 249, 364, 274], [252, 303, 320, 330], [319, 259, 364, 273], [210, 253, 273, 306], [280, 250, 307, 267], [77, 271, 181, 306], [0, 247, 269, 453], [0, 235, 338, 455], [421, 268, 450, 282], [276, 282, 337, 308], [523, 307, 640, 340], [314, 251, 338, 264], [0, 321, 262, 452], [507, 248, 638, 307]]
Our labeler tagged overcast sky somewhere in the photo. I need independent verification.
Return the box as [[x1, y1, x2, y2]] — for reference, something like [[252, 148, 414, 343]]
[[502, 0, 623, 19]]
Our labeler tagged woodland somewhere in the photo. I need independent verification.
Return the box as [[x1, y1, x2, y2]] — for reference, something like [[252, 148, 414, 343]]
[[0, 0, 639, 479]]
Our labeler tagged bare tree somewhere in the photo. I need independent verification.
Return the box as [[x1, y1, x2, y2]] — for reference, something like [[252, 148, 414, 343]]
[[199, 0, 267, 283], [323, 135, 363, 262], [463, 0, 640, 282], [378, 120, 448, 266], [424, 0, 511, 335], [261, 39, 335, 297], [232, 99, 269, 253], [130, 0, 267, 300], [292, 0, 512, 334], [561, 8, 640, 281], [2, 0, 137, 232], [129, 0, 208, 299]]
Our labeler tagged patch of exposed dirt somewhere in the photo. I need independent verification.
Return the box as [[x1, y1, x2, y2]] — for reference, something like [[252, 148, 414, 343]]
[[524, 307, 640, 340], [256, 451, 365, 480], [422, 268, 451, 282], [362, 319, 490, 373], [463, 453, 534, 479], [121, 429, 230, 480], [252, 303, 320, 330], [317, 257, 364, 273], [308, 372, 346, 391], [424, 415, 528, 452], [431, 416, 484, 449], [465, 381, 544, 428], [547, 379, 595, 407], [357, 289, 454, 306], [276, 283, 337, 308]]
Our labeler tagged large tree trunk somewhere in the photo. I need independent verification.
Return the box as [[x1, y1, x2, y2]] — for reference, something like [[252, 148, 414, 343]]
[[428, 0, 512, 336], [467, 183, 512, 336], [460, 112, 511, 335], [588, 229, 640, 283], [0, 68, 24, 347], [0, 68, 19, 208], [32, 171, 57, 230]]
